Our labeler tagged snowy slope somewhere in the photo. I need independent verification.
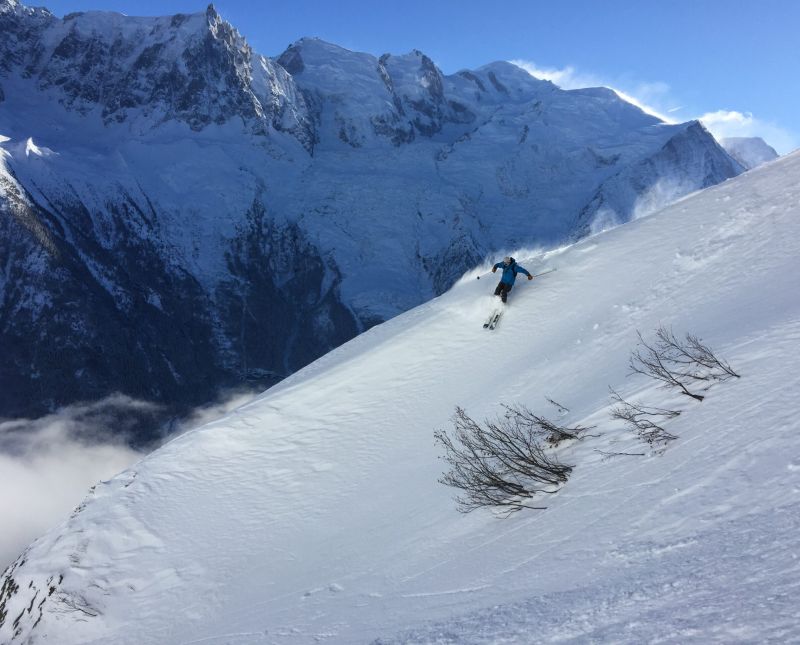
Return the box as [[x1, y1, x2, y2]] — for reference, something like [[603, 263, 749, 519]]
[[3, 151, 799, 643]]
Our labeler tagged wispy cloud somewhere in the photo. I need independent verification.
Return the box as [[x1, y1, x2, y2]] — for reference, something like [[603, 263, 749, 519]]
[[509, 60, 797, 154], [168, 389, 259, 440], [0, 397, 147, 570]]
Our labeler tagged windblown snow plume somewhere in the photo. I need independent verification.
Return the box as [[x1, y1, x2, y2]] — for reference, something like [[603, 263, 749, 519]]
[[631, 177, 696, 221], [588, 207, 622, 235]]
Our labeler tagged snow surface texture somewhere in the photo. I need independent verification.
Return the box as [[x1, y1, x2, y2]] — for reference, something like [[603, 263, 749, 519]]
[[2, 150, 799, 643], [0, 1, 742, 425], [720, 136, 779, 170]]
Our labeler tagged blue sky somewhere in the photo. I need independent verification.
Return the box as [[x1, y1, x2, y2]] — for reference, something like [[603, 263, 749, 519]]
[[40, 0, 799, 153]]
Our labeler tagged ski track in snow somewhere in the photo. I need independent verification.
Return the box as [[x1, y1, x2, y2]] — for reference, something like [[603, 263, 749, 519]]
[[2, 154, 800, 644]]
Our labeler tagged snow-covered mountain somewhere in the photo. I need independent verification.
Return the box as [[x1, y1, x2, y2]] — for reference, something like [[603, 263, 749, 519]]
[[2, 148, 798, 644], [0, 1, 743, 436], [720, 136, 779, 169]]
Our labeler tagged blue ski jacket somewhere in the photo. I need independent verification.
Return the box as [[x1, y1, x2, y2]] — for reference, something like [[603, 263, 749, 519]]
[[493, 259, 531, 285]]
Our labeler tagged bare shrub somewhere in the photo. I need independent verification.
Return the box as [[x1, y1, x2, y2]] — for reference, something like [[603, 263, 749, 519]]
[[629, 326, 740, 401], [610, 388, 679, 446], [435, 406, 574, 515], [501, 404, 593, 446]]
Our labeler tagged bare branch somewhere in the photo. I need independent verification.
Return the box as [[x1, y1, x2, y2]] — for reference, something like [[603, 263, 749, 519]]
[[594, 449, 646, 460], [435, 406, 573, 514], [501, 404, 594, 447], [683, 332, 740, 380], [629, 330, 705, 401], [629, 326, 740, 401], [609, 388, 679, 446], [545, 397, 570, 414]]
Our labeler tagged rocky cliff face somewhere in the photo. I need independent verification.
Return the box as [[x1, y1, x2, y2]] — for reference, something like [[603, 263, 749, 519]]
[[1, 2, 312, 137], [0, 155, 358, 443], [0, 1, 743, 439]]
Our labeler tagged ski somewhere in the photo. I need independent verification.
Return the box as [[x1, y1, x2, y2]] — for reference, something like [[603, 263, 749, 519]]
[[484, 310, 502, 330], [483, 309, 500, 329]]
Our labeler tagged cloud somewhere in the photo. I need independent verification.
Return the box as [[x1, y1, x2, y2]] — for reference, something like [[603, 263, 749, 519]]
[[0, 391, 261, 571], [509, 60, 797, 155], [0, 398, 147, 570], [698, 110, 797, 155]]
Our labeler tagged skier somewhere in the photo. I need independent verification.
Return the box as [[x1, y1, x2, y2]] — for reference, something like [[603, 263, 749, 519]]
[[491, 256, 533, 303]]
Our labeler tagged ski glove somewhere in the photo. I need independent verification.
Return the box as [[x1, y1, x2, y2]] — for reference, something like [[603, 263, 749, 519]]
[[492, 267, 497, 273], [528, 274, 533, 280]]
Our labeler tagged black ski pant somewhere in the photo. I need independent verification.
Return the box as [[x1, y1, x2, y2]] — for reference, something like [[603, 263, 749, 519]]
[[494, 281, 513, 302]]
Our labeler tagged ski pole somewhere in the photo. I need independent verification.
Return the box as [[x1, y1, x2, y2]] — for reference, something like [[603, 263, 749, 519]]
[[477, 267, 557, 280]]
